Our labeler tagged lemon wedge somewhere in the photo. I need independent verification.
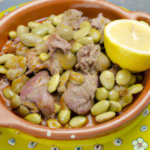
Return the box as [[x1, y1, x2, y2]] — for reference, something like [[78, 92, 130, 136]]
[[104, 19, 150, 72]]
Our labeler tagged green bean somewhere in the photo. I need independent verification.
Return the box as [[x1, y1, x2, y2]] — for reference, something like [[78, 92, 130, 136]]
[[95, 87, 109, 101]]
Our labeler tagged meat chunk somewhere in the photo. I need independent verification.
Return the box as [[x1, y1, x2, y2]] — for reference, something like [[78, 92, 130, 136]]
[[25, 48, 63, 75], [91, 13, 111, 43], [62, 9, 89, 29], [62, 74, 98, 114], [75, 44, 101, 74], [20, 71, 55, 118], [46, 34, 71, 56]]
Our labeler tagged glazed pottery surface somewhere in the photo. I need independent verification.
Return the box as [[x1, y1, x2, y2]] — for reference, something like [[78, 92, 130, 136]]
[[0, 0, 150, 143]]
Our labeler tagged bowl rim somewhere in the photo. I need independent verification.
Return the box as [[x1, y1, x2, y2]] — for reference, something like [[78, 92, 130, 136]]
[[0, 0, 150, 140]]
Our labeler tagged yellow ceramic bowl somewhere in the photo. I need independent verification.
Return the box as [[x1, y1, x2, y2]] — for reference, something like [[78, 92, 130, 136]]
[[0, 0, 150, 150]]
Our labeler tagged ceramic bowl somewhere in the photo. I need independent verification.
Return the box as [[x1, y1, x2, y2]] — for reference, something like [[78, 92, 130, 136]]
[[0, 0, 150, 147]]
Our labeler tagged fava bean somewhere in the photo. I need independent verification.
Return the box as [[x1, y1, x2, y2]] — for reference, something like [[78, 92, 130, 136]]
[[54, 103, 61, 113], [47, 74, 60, 93], [118, 93, 133, 108], [116, 69, 131, 86], [113, 85, 129, 96], [91, 100, 110, 116], [64, 123, 72, 129], [88, 28, 101, 43], [17, 25, 29, 38], [11, 94, 21, 108], [20, 33, 43, 47], [3, 86, 16, 99], [11, 75, 30, 93], [57, 50, 77, 70], [76, 37, 94, 45], [42, 35, 49, 41], [95, 87, 109, 101], [35, 41, 48, 55], [70, 42, 83, 53], [31, 24, 49, 36], [96, 52, 111, 72], [52, 14, 63, 26], [55, 24, 74, 41], [47, 14, 55, 22], [73, 21, 91, 40], [57, 70, 70, 93], [58, 107, 71, 124], [69, 70, 84, 85], [128, 74, 136, 87], [16, 43, 29, 56], [47, 119, 62, 128], [9, 31, 17, 40], [24, 114, 41, 124], [136, 73, 143, 81], [69, 116, 87, 128], [0, 65, 7, 74], [100, 70, 115, 90], [6, 69, 18, 80], [108, 89, 119, 101], [19, 105, 30, 117], [39, 53, 50, 61], [109, 101, 122, 112], [128, 84, 143, 94], [28, 22, 41, 29], [95, 112, 116, 123], [0, 54, 14, 65]]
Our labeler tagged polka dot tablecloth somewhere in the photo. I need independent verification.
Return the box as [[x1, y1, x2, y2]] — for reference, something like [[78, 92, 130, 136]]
[[0, 3, 150, 150]]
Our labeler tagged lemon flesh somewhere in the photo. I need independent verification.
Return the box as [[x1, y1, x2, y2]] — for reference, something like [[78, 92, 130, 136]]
[[104, 19, 150, 72]]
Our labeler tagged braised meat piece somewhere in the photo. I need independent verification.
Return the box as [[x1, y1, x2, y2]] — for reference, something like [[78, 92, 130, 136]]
[[62, 74, 98, 114], [20, 71, 55, 118], [91, 13, 111, 43], [62, 9, 89, 29], [75, 44, 101, 74], [25, 48, 63, 75], [46, 34, 71, 56]]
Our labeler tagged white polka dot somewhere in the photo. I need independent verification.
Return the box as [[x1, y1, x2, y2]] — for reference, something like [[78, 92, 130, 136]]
[[142, 142, 148, 149], [71, 135, 75, 138], [47, 131, 52, 137], [137, 138, 144, 143], [132, 140, 138, 146]]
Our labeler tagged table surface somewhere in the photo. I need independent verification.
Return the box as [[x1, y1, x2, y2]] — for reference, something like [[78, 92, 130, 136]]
[[0, 0, 150, 14]]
